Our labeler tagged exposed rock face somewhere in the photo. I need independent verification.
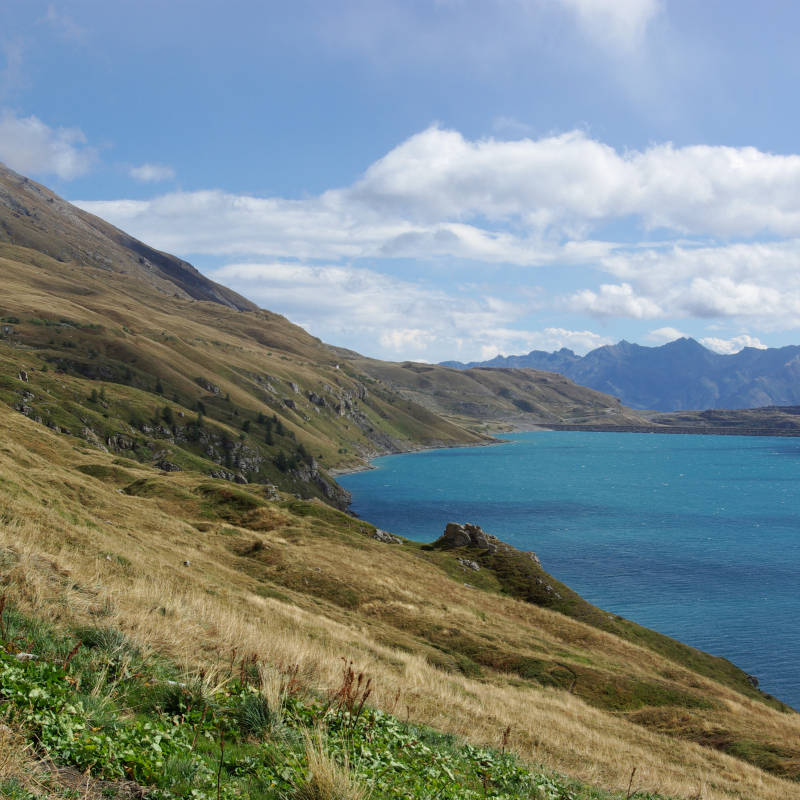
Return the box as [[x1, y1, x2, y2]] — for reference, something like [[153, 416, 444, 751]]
[[371, 528, 402, 544], [209, 469, 237, 481], [434, 522, 541, 567], [156, 460, 181, 472], [437, 522, 502, 553], [283, 398, 297, 410]]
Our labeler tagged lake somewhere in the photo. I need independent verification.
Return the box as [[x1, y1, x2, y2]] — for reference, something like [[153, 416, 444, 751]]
[[338, 431, 800, 709]]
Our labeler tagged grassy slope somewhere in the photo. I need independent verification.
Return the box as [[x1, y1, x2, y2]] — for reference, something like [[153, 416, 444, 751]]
[[649, 406, 800, 430], [1, 411, 800, 800], [0, 243, 488, 502], [344, 356, 652, 432]]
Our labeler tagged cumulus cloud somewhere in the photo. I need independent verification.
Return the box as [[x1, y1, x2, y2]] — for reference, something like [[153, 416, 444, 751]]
[[129, 163, 176, 183], [76, 126, 800, 265], [207, 261, 608, 361], [699, 335, 768, 355], [567, 282, 663, 320], [0, 109, 95, 180], [72, 125, 800, 347], [593, 241, 800, 329]]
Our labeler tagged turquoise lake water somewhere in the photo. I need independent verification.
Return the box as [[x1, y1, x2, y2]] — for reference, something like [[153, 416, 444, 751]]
[[338, 431, 800, 709]]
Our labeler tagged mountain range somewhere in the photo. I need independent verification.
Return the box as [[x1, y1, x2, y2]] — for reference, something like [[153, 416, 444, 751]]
[[442, 338, 800, 411]]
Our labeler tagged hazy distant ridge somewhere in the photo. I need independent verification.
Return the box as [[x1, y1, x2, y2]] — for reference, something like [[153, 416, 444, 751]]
[[442, 338, 800, 411]]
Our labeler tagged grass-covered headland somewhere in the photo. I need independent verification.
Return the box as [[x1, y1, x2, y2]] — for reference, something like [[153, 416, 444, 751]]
[[0, 604, 660, 800]]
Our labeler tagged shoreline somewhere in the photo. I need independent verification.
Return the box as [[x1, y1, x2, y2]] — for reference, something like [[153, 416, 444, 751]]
[[537, 423, 800, 437], [328, 435, 507, 477]]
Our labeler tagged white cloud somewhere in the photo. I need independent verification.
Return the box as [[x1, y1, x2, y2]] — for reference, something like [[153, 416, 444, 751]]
[[699, 335, 768, 355], [646, 326, 690, 343], [70, 125, 800, 345], [557, 0, 661, 50], [76, 126, 800, 266], [0, 109, 95, 180], [207, 261, 608, 361], [129, 163, 176, 183], [567, 282, 663, 320], [593, 241, 800, 329]]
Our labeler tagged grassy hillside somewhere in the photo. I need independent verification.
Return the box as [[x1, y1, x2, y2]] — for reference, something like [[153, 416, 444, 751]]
[[341, 357, 652, 433], [648, 405, 800, 431], [1, 410, 800, 799], [2, 166, 800, 800], [0, 240, 495, 506]]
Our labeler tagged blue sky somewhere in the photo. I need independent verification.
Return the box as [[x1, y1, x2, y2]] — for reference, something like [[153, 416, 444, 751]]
[[4, 1, 800, 362]]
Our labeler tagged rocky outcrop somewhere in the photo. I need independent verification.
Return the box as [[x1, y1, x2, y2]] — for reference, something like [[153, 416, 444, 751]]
[[434, 522, 542, 567], [370, 528, 402, 544], [436, 522, 502, 554]]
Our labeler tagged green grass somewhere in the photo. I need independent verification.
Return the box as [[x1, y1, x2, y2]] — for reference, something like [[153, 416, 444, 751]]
[[0, 604, 679, 800]]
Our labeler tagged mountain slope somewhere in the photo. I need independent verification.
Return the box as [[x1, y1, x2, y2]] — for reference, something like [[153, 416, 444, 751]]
[[0, 162, 257, 310], [339, 356, 652, 430], [443, 338, 800, 411]]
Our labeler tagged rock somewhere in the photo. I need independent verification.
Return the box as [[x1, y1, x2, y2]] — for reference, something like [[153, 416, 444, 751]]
[[529, 552, 542, 567], [156, 460, 182, 472], [290, 382, 300, 394], [283, 398, 297, 410], [748, 674, 760, 688], [209, 469, 236, 481], [457, 558, 480, 571], [308, 392, 326, 407], [371, 529, 402, 544], [464, 583, 476, 589], [182, 561, 190, 567], [436, 522, 501, 554], [17, 370, 27, 382], [15, 653, 37, 662], [234, 472, 248, 484]]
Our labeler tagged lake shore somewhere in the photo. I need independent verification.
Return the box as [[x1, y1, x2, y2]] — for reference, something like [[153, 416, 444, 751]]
[[537, 423, 800, 437], [328, 435, 507, 476]]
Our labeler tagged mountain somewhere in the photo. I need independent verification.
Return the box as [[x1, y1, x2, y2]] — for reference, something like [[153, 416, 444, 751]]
[[443, 338, 800, 411], [0, 162, 257, 310], [441, 346, 582, 372]]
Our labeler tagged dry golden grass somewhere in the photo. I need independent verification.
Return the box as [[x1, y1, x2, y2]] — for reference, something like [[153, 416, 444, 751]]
[[1, 411, 800, 799], [294, 727, 372, 800]]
